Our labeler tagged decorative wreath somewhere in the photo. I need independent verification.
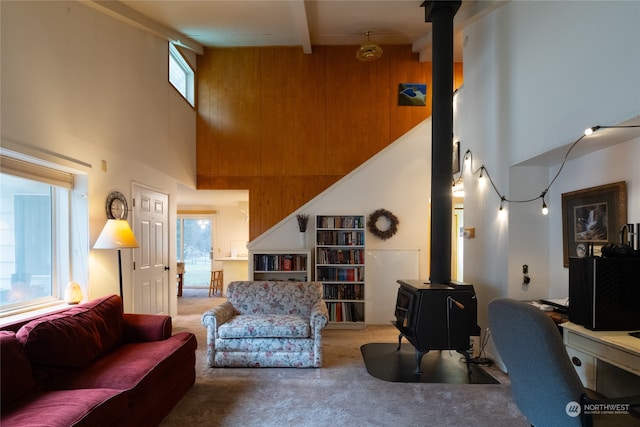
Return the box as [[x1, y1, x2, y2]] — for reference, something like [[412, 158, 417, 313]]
[[367, 209, 399, 240]]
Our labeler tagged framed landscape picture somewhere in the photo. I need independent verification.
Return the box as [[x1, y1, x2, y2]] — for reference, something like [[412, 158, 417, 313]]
[[561, 181, 627, 267], [397, 83, 427, 106]]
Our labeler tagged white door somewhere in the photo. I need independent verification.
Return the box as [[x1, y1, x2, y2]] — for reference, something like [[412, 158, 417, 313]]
[[132, 184, 169, 314]]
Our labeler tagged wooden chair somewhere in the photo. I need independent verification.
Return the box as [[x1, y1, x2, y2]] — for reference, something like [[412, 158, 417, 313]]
[[176, 262, 185, 297], [209, 270, 223, 297]]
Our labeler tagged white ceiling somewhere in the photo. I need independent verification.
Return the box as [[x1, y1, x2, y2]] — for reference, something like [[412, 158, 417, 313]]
[[96, 1, 509, 60], [90, 1, 506, 207], [89, 1, 639, 206]]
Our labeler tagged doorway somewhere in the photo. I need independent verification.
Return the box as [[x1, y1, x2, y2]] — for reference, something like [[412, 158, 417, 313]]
[[176, 216, 214, 290]]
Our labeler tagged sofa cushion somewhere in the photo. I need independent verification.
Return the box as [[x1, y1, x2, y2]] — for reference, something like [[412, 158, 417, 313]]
[[218, 314, 310, 338], [16, 295, 123, 368], [0, 331, 36, 407], [1, 388, 128, 427], [46, 332, 197, 405]]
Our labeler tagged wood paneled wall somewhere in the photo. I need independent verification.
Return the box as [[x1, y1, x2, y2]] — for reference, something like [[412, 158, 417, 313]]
[[196, 45, 462, 240]]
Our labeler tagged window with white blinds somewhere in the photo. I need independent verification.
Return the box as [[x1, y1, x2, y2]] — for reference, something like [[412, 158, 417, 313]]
[[0, 153, 77, 315]]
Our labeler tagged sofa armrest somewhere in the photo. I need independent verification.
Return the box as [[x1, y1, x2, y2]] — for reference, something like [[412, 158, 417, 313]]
[[201, 301, 238, 333], [310, 300, 329, 335], [123, 313, 172, 343]]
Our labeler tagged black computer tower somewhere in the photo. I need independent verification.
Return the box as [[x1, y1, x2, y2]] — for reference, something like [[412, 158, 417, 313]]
[[569, 257, 640, 330]]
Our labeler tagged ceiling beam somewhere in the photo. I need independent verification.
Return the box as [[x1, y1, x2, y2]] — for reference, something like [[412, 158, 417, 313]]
[[289, 0, 312, 54], [82, 0, 204, 55]]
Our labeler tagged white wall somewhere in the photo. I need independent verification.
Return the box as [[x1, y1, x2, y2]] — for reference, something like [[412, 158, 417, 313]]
[[213, 204, 250, 258], [458, 1, 640, 367], [1, 1, 196, 314], [250, 119, 433, 323], [547, 137, 640, 297]]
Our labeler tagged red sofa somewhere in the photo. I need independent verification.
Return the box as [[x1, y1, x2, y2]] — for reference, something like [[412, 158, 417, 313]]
[[0, 295, 197, 427]]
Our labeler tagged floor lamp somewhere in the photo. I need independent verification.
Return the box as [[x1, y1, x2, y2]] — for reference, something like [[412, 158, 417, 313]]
[[94, 219, 140, 300]]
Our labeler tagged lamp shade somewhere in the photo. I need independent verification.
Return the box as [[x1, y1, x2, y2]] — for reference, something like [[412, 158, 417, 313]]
[[94, 219, 139, 249]]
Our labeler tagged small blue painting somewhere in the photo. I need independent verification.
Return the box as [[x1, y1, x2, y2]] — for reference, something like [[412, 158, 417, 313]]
[[398, 83, 427, 106]]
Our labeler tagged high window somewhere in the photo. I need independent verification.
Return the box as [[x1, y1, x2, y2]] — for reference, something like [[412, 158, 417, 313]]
[[169, 43, 194, 106]]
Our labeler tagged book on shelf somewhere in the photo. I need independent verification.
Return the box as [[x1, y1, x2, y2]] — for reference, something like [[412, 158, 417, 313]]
[[253, 253, 307, 272], [326, 302, 364, 323], [316, 231, 364, 246], [316, 216, 364, 229], [316, 248, 364, 264]]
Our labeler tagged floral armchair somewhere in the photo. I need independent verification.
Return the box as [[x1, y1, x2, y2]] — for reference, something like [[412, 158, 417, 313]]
[[201, 281, 329, 368]]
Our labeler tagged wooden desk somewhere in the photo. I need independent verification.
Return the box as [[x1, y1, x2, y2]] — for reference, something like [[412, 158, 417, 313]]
[[561, 322, 640, 394]]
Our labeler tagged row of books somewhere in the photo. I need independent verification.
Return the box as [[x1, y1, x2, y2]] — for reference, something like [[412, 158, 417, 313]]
[[316, 266, 364, 282], [317, 216, 364, 229], [252, 254, 307, 272], [316, 248, 364, 265], [323, 284, 364, 300], [316, 231, 364, 246], [326, 302, 364, 322]]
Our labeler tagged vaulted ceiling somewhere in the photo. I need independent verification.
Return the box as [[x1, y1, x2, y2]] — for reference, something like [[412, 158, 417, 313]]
[[90, 1, 508, 60]]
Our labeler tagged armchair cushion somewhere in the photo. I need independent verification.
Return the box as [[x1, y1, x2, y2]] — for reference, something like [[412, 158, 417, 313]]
[[218, 314, 311, 338]]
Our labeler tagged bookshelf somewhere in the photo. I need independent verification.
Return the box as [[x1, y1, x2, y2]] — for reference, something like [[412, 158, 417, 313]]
[[249, 250, 311, 282], [315, 215, 366, 329]]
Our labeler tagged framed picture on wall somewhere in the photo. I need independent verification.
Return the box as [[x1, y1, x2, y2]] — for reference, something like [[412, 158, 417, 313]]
[[452, 141, 460, 174], [397, 83, 427, 106], [561, 181, 627, 267]]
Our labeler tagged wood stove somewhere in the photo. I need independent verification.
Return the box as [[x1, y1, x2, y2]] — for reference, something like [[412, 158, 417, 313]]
[[393, 280, 480, 374]]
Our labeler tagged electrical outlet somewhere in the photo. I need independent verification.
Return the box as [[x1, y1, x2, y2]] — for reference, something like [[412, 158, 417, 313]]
[[522, 264, 528, 274]]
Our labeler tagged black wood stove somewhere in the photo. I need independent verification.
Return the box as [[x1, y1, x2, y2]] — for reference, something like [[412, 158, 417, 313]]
[[393, 280, 480, 374]]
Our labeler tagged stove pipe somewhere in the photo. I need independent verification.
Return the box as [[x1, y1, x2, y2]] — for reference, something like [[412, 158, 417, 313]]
[[423, 1, 460, 284]]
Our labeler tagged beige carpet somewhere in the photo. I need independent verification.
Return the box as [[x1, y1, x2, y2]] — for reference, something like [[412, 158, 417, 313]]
[[159, 288, 529, 427]]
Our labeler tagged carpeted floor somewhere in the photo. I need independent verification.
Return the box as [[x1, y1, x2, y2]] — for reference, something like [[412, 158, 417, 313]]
[[159, 289, 529, 427]]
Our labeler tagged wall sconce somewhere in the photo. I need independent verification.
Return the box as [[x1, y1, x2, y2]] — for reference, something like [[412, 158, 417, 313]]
[[93, 219, 139, 299]]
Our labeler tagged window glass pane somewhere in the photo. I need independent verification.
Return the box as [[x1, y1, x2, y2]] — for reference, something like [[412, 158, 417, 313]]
[[176, 218, 212, 288], [169, 53, 187, 95], [0, 174, 53, 308], [168, 43, 194, 106]]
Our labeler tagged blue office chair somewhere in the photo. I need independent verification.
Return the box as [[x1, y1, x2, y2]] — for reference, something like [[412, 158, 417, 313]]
[[488, 298, 640, 427]]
